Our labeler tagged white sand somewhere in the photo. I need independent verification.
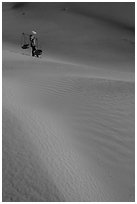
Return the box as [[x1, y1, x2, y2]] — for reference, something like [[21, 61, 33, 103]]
[[2, 3, 135, 202]]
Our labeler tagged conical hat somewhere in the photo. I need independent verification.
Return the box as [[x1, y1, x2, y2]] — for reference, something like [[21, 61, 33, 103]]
[[32, 30, 37, 34]]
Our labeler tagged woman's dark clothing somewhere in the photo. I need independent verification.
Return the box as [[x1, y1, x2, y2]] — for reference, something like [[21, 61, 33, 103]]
[[30, 35, 37, 56]]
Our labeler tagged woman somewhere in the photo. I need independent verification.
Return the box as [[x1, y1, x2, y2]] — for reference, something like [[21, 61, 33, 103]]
[[30, 31, 37, 57]]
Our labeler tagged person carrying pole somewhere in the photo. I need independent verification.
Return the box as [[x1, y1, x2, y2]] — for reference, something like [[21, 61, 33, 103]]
[[30, 31, 37, 57]]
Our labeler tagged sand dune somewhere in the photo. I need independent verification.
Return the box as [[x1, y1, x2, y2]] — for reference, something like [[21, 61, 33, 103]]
[[3, 2, 134, 70], [2, 2, 135, 202], [3, 55, 113, 202], [3, 50, 134, 201]]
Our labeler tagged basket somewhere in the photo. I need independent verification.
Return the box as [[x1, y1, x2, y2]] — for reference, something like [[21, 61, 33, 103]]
[[21, 44, 30, 49], [35, 49, 42, 56]]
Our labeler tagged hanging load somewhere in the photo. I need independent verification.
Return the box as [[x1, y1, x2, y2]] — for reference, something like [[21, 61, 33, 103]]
[[34, 49, 42, 57], [21, 33, 30, 49]]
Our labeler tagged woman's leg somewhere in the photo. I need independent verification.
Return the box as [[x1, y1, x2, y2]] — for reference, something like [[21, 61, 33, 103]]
[[32, 46, 36, 56]]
